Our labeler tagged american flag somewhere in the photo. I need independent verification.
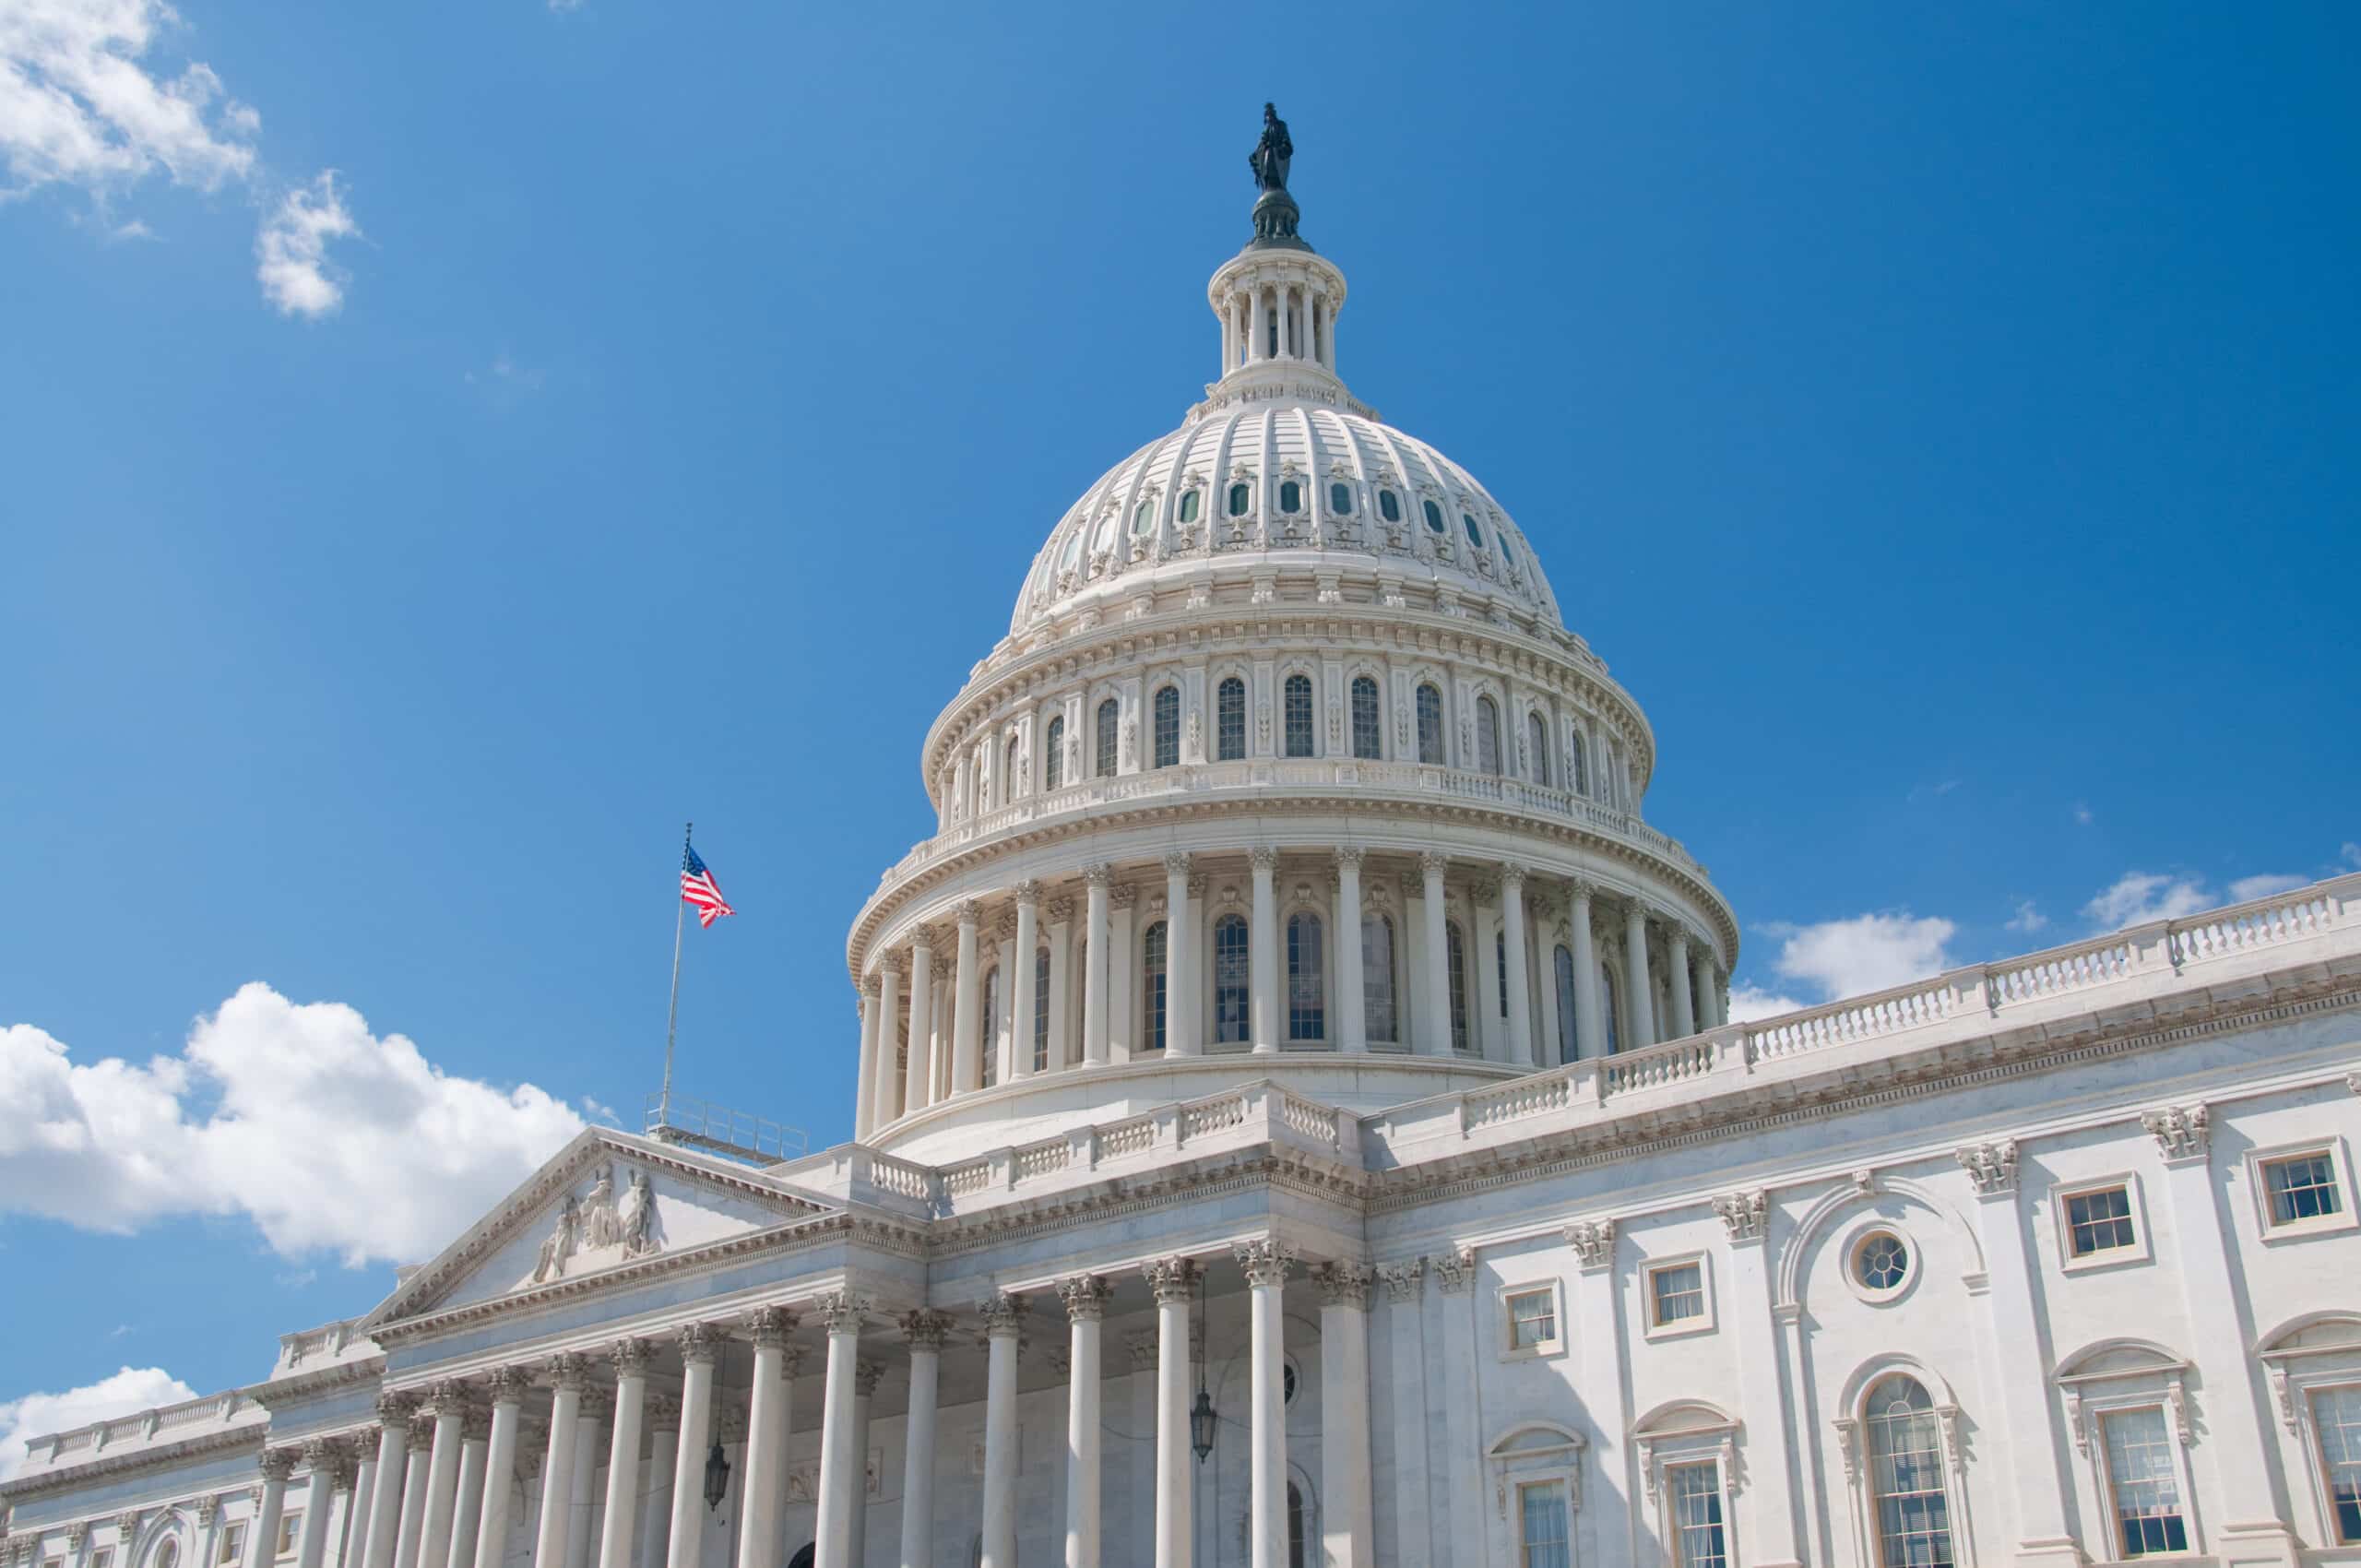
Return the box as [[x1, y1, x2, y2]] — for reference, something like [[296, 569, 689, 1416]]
[[681, 842, 736, 928]]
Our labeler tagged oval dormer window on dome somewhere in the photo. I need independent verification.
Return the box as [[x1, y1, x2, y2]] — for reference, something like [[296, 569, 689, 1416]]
[[1133, 500, 1157, 535], [1329, 481, 1352, 515], [1379, 489, 1401, 523], [1279, 480, 1301, 515], [1092, 516, 1117, 553], [1463, 514, 1483, 548], [1228, 482, 1252, 518], [1178, 489, 1201, 525], [1062, 529, 1084, 569], [1423, 498, 1446, 533]]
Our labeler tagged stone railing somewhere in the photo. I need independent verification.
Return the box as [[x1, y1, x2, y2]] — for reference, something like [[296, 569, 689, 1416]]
[[881, 758, 1703, 886], [1387, 873, 2360, 1158], [26, 1391, 248, 1467]]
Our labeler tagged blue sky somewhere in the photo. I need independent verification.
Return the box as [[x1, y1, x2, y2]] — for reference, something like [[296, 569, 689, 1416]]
[[3, 2, 2355, 1444]]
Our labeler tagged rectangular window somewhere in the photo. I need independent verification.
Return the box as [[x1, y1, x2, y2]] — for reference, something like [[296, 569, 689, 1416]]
[[2066, 1185, 2139, 1257], [93, 1551, 113, 1568], [2261, 1152, 2343, 1227], [220, 1526, 246, 1567], [1505, 1287, 1558, 1352], [1032, 946, 1050, 1072], [2315, 1384, 2361, 1544], [276, 1515, 300, 1560], [1650, 1262, 1707, 1329], [1519, 1479, 1572, 1568], [1667, 1462, 1726, 1568], [2104, 1408, 2188, 1556]]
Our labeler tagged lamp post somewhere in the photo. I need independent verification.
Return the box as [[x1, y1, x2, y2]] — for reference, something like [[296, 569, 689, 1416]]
[[1189, 1273, 1216, 1464], [704, 1341, 734, 1515]]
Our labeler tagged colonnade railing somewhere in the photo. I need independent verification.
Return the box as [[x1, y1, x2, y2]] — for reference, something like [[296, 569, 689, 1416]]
[[877, 757, 1707, 887]]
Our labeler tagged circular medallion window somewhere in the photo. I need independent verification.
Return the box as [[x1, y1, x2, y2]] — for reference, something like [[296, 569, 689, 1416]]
[[1849, 1229, 1913, 1301]]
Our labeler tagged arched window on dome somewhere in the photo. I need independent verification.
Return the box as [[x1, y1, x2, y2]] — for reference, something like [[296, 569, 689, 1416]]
[[1178, 488, 1201, 525], [1141, 921, 1168, 1053], [1133, 499, 1157, 536], [1045, 716, 1064, 791], [1423, 498, 1446, 533], [1153, 685, 1180, 769], [1417, 683, 1446, 766], [1329, 481, 1352, 516], [1464, 514, 1484, 549], [1228, 482, 1252, 518], [1863, 1376, 1959, 1568], [1527, 711, 1550, 786], [1477, 695, 1502, 776], [1213, 914, 1251, 1046], [1032, 946, 1050, 1072], [1349, 676, 1381, 760], [1216, 677, 1247, 761], [1095, 698, 1119, 778], [979, 965, 1000, 1088], [1361, 912, 1397, 1044], [1445, 921, 1471, 1052], [1004, 735, 1022, 804], [1279, 479, 1302, 515], [1283, 674, 1315, 758], [1287, 912, 1324, 1041], [1378, 489, 1401, 524], [1599, 963, 1621, 1055], [1553, 944, 1578, 1063], [1499, 533, 1516, 573], [1568, 726, 1588, 798]]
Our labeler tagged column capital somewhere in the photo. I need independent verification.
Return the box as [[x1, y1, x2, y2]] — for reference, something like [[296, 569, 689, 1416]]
[[2141, 1102, 2211, 1163], [643, 1392, 682, 1433], [1666, 922, 1692, 952], [1332, 846, 1365, 871], [746, 1305, 797, 1348], [1713, 1189, 1770, 1243], [899, 1309, 953, 1351], [1109, 882, 1139, 910], [459, 1407, 492, 1443], [908, 927, 934, 955], [1954, 1140, 2020, 1195], [1309, 1262, 1373, 1310], [1378, 1257, 1425, 1303], [1233, 1238, 1298, 1288], [1126, 1329, 1159, 1370], [978, 1292, 1029, 1338], [1249, 845, 1279, 873], [1468, 873, 1501, 905], [853, 1359, 887, 1397], [993, 909, 1019, 942], [1045, 895, 1075, 924], [610, 1336, 655, 1375], [1430, 1249, 1477, 1294], [1056, 1275, 1113, 1323], [1565, 873, 1598, 904], [1563, 1218, 1617, 1271], [1497, 861, 1525, 890], [375, 1391, 421, 1425], [813, 1291, 871, 1336], [887, 951, 910, 981], [547, 1351, 593, 1391], [1162, 851, 1192, 876], [956, 898, 984, 927], [1013, 879, 1042, 908], [676, 1321, 723, 1366], [1081, 863, 1112, 888], [930, 955, 952, 984], [426, 1379, 469, 1416], [259, 1448, 301, 1483], [1625, 896, 1656, 926], [1418, 849, 1451, 879], [1142, 1255, 1202, 1304], [405, 1413, 436, 1447]]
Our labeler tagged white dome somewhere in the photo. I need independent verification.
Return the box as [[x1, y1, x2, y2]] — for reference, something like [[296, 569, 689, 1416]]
[[1011, 404, 1563, 638]]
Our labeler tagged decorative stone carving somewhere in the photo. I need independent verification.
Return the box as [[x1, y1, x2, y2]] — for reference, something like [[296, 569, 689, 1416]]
[[1564, 1218, 1617, 1270], [196, 1497, 219, 1529], [257, 1448, 300, 1483], [814, 1292, 870, 1336], [1249, 846, 1279, 872], [1333, 846, 1365, 872], [1310, 1262, 1373, 1310], [899, 1310, 953, 1351], [485, 1365, 531, 1405], [375, 1391, 419, 1425], [1045, 897, 1074, 925], [1713, 1190, 1769, 1242], [1081, 864, 1111, 889], [531, 1192, 580, 1285], [643, 1393, 682, 1433], [1431, 1249, 1477, 1293], [1233, 1239, 1297, 1287], [2141, 1102, 2211, 1162], [1418, 849, 1451, 880], [1127, 1330, 1158, 1370], [853, 1360, 886, 1398], [675, 1322, 722, 1366], [956, 898, 984, 927], [1955, 1141, 2019, 1194], [1056, 1275, 1112, 1322], [610, 1336, 653, 1374], [1013, 879, 1040, 909], [1109, 883, 1138, 910], [978, 1293, 1028, 1337], [1379, 1258, 1425, 1303], [547, 1351, 591, 1391], [1142, 1256, 1201, 1304]]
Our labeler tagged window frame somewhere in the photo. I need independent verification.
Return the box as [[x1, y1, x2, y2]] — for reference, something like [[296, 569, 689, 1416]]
[[1360, 909, 1398, 1046], [1348, 674, 1382, 761], [1445, 920, 1471, 1052], [1842, 1222, 1919, 1305], [1497, 1277, 1568, 1361], [1642, 1253, 1716, 1341], [1228, 481, 1252, 518], [1328, 481, 1353, 516], [1141, 920, 1169, 1054], [1152, 683, 1180, 769], [2259, 1314, 2361, 1545], [2245, 1137, 2356, 1241], [1282, 671, 1316, 758], [1378, 488, 1401, 524], [2050, 1174, 2152, 1273], [1212, 912, 1252, 1048], [1476, 695, 1502, 776], [2307, 1381, 2361, 1546], [1516, 1479, 1574, 1568], [219, 1526, 246, 1568], [1527, 709, 1550, 786], [1216, 675, 1248, 762], [1278, 478, 1302, 515], [1043, 714, 1064, 791], [2095, 1404, 2196, 1559], [1487, 1423, 1587, 1568], [1094, 697, 1120, 778], [1285, 909, 1326, 1043], [1416, 683, 1446, 766]]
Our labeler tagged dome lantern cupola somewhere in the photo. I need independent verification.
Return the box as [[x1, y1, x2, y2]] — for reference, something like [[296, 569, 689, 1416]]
[[1209, 103, 1349, 400]]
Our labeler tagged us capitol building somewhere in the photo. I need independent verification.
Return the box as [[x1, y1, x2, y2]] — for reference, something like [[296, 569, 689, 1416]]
[[7, 112, 2360, 1568]]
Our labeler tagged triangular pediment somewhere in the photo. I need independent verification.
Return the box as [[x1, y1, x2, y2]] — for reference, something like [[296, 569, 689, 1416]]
[[366, 1129, 839, 1326]]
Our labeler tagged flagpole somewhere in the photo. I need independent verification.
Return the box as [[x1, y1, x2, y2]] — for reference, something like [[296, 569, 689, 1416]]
[[658, 820, 690, 1134]]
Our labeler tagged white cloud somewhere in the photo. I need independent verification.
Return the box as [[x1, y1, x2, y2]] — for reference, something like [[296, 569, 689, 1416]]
[[0, 983, 584, 1267], [2072, 802, 2094, 826], [1758, 912, 1957, 1002], [2004, 899, 2047, 935], [579, 1096, 620, 1128], [2082, 873, 2215, 930], [255, 170, 355, 318], [2227, 873, 2308, 903], [0, 0, 356, 314], [1725, 984, 1809, 1023], [0, 1366, 196, 1480]]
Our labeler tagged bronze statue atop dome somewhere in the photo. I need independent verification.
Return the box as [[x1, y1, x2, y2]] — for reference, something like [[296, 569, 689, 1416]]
[[1245, 103, 1308, 249], [1249, 102, 1292, 192]]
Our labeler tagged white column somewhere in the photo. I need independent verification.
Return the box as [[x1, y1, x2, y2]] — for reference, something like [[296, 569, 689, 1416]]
[[903, 936, 934, 1111], [415, 1386, 468, 1568], [445, 1420, 489, 1568], [392, 1425, 433, 1568], [595, 1342, 649, 1568], [737, 1309, 796, 1568], [951, 900, 983, 1094], [637, 1400, 679, 1568], [1334, 849, 1366, 1052], [1163, 856, 1197, 1056], [896, 1313, 948, 1568], [993, 917, 1018, 1079], [297, 1443, 340, 1568], [1622, 899, 1656, 1051], [1721, 1201, 1802, 1568], [472, 1372, 528, 1568], [978, 1294, 1027, 1568], [1380, 1265, 1435, 1562], [250, 1451, 298, 1568], [1499, 866, 1535, 1065], [852, 987, 879, 1140], [1567, 879, 1606, 1058], [664, 1326, 721, 1568], [564, 1393, 603, 1568], [1667, 926, 1696, 1039], [1419, 852, 1452, 1054], [1535, 908, 1564, 1068], [1312, 1266, 1375, 1568], [872, 967, 903, 1123], [361, 1396, 417, 1568], [531, 1356, 589, 1568], [1082, 867, 1110, 1065], [1236, 1241, 1296, 1568], [1143, 1259, 1198, 1568], [1046, 898, 1074, 1070], [1059, 1277, 1111, 1568], [1106, 889, 1135, 1063], [1012, 883, 1040, 1077], [1249, 847, 1279, 1052], [1249, 289, 1265, 363], [847, 1360, 880, 1568], [813, 1294, 869, 1568]]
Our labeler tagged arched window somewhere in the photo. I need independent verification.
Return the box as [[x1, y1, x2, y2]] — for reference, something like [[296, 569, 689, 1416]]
[[1228, 481, 1252, 517], [1044, 715, 1064, 791], [1178, 488, 1200, 525], [1423, 498, 1445, 533], [1362, 912, 1396, 1043], [1600, 964, 1621, 1055], [1004, 735, 1022, 803], [1379, 488, 1401, 523], [1283, 674, 1315, 757], [1527, 711, 1549, 785], [1287, 1482, 1306, 1568], [1417, 683, 1445, 765], [1095, 698, 1119, 778], [1213, 914, 1251, 1046], [1464, 513, 1483, 548], [787, 1547, 813, 1568], [1446, 922, 1471, 1052], [1553, 944, 1578, 1063], [1216, 676, 1247, 761], [1287, 912, 1324, 1041], [1032, 946, 1050, 1072], [152, 1540, 177, 1568], [1153, 684, 1180, 768], [1133, 499, 1157, 535], [1496, 930, 1510, 1018], [1477, 695, 1502, 776], [1864, 1376, 1957, 1568], [1329, 481, 1352, 515], [1568, 728, 1587, 797], [979, 966, 1000, 1088], [1349, 676, 1381, 760], [1142, 921, 1169, 1052], [1279, 479, 1301, 514]]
